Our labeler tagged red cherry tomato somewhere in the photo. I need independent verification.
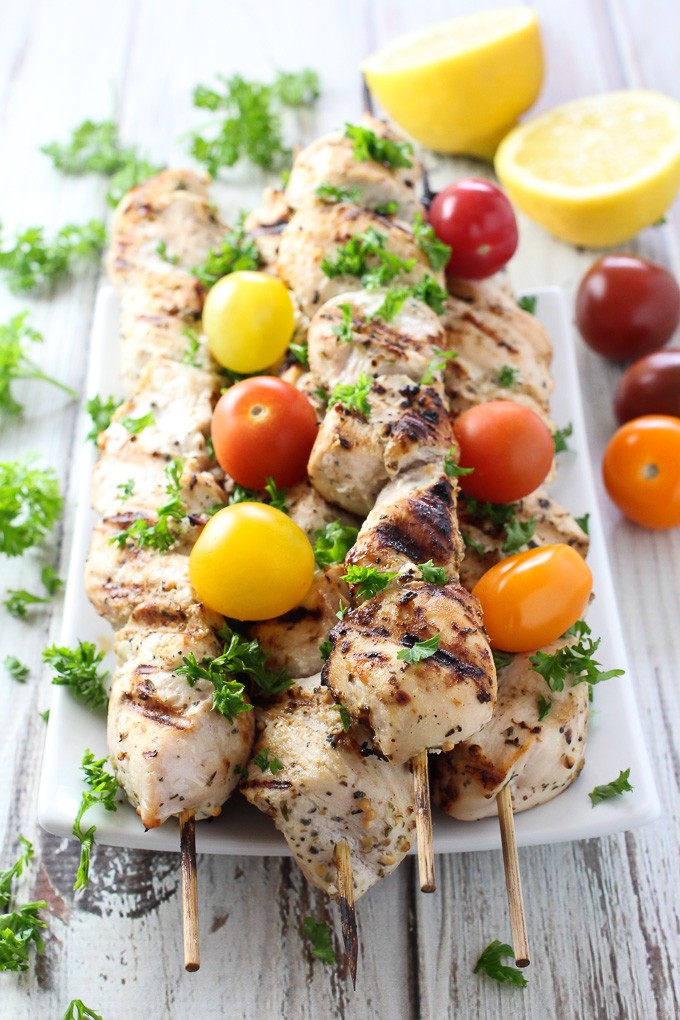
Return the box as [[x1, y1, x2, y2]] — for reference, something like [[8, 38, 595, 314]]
[[472, 545, 593, 652], [452, 401, 554, 503], [428, 178, 518, 280], [576, 255, 680, 361], [614, 349, 680, 423], [602, 415, 680, 529], [211, 377, 317, 489]]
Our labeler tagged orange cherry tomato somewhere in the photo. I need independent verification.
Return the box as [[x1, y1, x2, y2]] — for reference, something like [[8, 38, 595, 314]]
[[602, 414, 680, 529], [472, 544, 593, 652]]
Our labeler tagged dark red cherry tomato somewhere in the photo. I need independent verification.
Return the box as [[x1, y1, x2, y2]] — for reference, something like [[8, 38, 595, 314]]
[[576, 255, 680, 361], [428, 178, 519, 280], [614, 349, 680, 423]]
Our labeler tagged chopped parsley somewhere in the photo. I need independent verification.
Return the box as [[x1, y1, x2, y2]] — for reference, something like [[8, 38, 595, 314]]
[[313, 520, 359, 568], [410, 274, 449, 315], [111, 459, 185, 551], [156, 240, 179, 265], [253, 748, 284, 775], [501, 516, 536, 556], [461, 531, 486, 555], [529, 620, 624, 692], [86, 395, 122, 444], [444, 448, 473, 478], [3, 589, 50, 619], [575, 512, 590, 535], [320, 226, 416, 289], [180, 327, 202, 367], [4, 656, 29, 683], [120, 410, 155, 435], [62, 1001, 103, 1020], [342, 564, 396, 599], [412, 212, 451, 271], [553, 422, 573, 453], [319, 639, 332, 661], [191, 213, 261, 289], [0, 312, 77, 415], [344, 124, 413, 169], [41, 565, 62, 596], [397, 634, 440, 665], [589, 768, 633, 806], [537, 693, 552, 721], [73, 750, 119, 890], [0, 456, 62, 557], [418, 560, 447, 585], [228, 483, 259, 505], [271, 68, 320, 107], [303, 916, 336, 965], [0, 836, 46, 972], [474, 940, 528, 988], [492, 649, 514, 672], [316, 183, 362, 205], [176, 652, 252, 723], [374, 201, 399, 215], [288, 340, 309, 368], [370, 286, 411, 323], [334, 703, 351, 732], [517, 294, 537, 315], [330, 372, 372, 417], [264, 478, 288, 514], [180, 624, 291, 702], [496, 364, 520, 388], [116, 479, 135, 500], [43, 640, 109, 710], [420, 346, 457, 385], [332, 303, 355, 344], [0, 220, 106, 293]]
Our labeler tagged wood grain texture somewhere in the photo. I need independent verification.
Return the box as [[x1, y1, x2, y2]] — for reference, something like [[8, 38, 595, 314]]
[[1, 1, 679, 1018]]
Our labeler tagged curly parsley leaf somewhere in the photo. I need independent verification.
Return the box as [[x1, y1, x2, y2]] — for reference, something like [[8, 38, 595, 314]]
[[418, 560, 447, 585], [4, 655, 29, 682], [589, 768, 633, 806], [537, 693, 552, 721], [0, 837, 46, 972], [492, 649, 514, 672], [253, 747, 284, 775], [0, 456, 62, 557], [412, 212, 451, 270], [342, 564, 396, 599], [465, 496, 518, 530], [321, 226, 416, 289], [191, 213, 261, 289], [517, 294, 537, 315], [444, 448, 473, 478], [344, 124, 413, 170], [73, 750, 119, 891], [0, 312, 77, 415], [553, 422, 573, 453], [420, 346, 457, 385], [289, 340, 309, 368], [179, 625, 290, 707], [397, 634, 440, 665], [501, 516, 536, 556], [43, 640, 109, 710], [41, 565, 63, 596], [303, 916, 336, 965], [496, 364, 520, 388], [179, 648, 252, 722], [62, 1001, 103, 1020], [0, 220, 106, 293], [330, 371, 372, 417], [313, 520, 359, 568], [370, 286, 411, 323], [410, 274, 449, 315], [3, 589, 50, 619], [529, 620, 624, 692], [319, 639, 332, 662], [315, 183, 362, 205], [264, 478, 287, 514], [86, 395, 122, 444], [112, 459, 185, 552], [474, 940, 528, 988], [271, 69, 320, 108]]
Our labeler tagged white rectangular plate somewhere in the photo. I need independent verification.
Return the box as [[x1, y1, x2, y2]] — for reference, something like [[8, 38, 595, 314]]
[[38, 285, 661, 855]]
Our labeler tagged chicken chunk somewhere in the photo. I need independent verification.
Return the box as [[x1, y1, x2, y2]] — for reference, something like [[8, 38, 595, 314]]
[[432, 639, 589, 820], [285, 116, 423, 222], [92, 454, 225, 519], [284, 479, 361, 542], [243, 188, 292, 270], [277, 203, 439, 319], [241, 676, 416, 899], [323, 581, 496, 765], [108, 614, 254, 828], [307, 290, 445, 391], [308, 376, 451, 515]]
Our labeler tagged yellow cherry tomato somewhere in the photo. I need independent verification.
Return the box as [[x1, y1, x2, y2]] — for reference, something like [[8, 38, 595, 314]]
[[202, 270, 295, 374], [189, 502, 314, 621], [472, 544, 593, 652]]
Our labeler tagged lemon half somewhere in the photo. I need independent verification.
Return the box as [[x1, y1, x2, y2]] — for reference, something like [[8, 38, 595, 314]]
[[495, 90, 680, 247], [362, 8, 543, 159]]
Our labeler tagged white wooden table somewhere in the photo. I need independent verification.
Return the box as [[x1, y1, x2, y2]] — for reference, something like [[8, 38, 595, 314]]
[[1, 2, 679, 1017]]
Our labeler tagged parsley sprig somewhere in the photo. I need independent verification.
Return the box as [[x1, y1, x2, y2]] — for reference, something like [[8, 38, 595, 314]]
[[397, 634, 440, 665], [412, 212, 451, 271], [313, 520, 359, 568], [191, 213, 261, 288], [4, 656, 29, 682], [589, 768, 633, 806], [0, 312, 77, 415], [418, 560, 447, 585], [0, 220, 106, 293], [344, 124, 413, 169], [62, 1001, 103, 1020], [112, 459, 185, 552], [342, 564, 396, 599], [4, 564, 61, 618], [86, 395, 122, 444], [321, 226, 416, 288], [553, 422, 573, 453], [0, 836, 47, 973], [529, 620, 624, 692], [190, 70, 320, 175], [474, 940, 528, 988], [0, 456, 62, 557], [253, 748, 284, 775], [303, 916, 336, 965], [73, 750, 119, 891], [496, 364, 520, 388], [43, 640, 109, 710], [330, 372, 372, 417]]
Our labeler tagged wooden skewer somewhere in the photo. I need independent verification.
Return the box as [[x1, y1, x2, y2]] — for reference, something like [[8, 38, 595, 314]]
[[412, 750, 436, 893], [335, 839, 358, 988], [179, 810, 200, 972], [496, 785, 530, 967]]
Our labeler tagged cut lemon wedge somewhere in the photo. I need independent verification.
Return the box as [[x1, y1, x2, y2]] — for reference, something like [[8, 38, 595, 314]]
[[362, 8, 543, 159], [495, 90, 680, 247]]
